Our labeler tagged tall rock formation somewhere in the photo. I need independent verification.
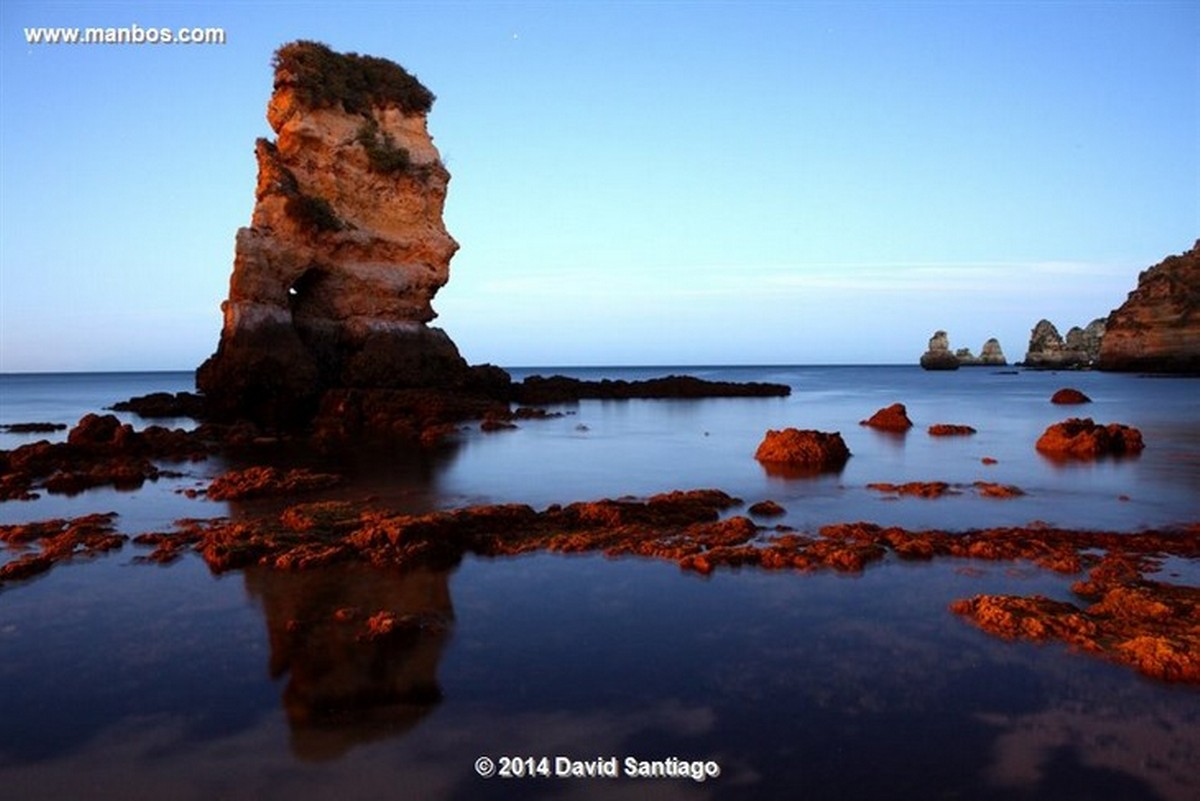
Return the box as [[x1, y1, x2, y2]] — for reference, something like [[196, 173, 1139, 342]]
[[978, 337, 1007, 365], [919, 330, 959, 370], [1064, 319, 1106, 365], [198, 41, 477, 425], [1023, 319, 1103, 369], [1099, 241, 1200, 373]]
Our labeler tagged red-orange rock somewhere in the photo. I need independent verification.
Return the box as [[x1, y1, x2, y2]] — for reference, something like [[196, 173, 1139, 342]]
[[1050, 388, 1091, 404], [867, 481, 958, 499], [859, 403, 914, 432], [748, 500, 786, 517], [928, 424, 976, 436], [1035, 418, 1145, 458], [972, 481, 1025, 499], [206, 466, 341, 501], [754, 429, 850, 472]]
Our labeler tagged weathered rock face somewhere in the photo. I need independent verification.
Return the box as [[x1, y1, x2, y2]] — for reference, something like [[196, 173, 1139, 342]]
[[1065, 319, 1106, 364], [1099, 241, 1200, 373], [919, 331, 959, 370], [978, 338, 1007, 365], [197, 42, 476, 426], [1023, 319, 1103, 369], [956, 337, 1007, 367]]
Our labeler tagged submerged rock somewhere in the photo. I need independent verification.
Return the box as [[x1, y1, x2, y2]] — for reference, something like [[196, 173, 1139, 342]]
[[1050, 387, 1091, 404], [927, 424, 976, 436], [1100, 240, 1200, 373]]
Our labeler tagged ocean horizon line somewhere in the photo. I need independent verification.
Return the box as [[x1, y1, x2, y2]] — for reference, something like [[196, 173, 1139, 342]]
[[0, 363, 929, 378]]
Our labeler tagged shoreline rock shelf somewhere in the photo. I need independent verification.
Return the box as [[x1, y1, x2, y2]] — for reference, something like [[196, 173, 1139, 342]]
[[4, 498, 1196, 683]]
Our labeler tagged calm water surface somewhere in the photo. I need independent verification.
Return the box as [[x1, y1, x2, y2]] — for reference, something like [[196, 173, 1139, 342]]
[[1, 367, 1198, 800]]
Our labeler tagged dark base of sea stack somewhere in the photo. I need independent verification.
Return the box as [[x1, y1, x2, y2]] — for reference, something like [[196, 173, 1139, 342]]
[[197, 322, 505, 429], [920, 354, 960, 370]]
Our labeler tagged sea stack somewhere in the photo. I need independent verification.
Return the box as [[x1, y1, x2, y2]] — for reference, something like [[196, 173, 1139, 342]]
[[1099, 241, 1200, 373], [1023, 319, 1103, 369], [919, 330, 960, 370], [197, 41, 477, 426], [957, 338, 1007, 367]]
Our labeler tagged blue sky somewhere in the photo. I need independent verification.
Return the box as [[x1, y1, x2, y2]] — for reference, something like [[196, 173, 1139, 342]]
[[1, 1, 1196, 371]]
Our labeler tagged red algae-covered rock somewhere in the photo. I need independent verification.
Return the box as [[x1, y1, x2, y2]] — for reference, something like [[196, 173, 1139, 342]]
[[206, 466, 341, 501], [859, 403, 914, 432], [867, 481, 958, 499], [67, 414, 135, 449], [972, 481, 1025, 499], [1035, 417, 1144, 459], [928, 424, 976, 436], [754, 429, 850, 472], [748, 500, 786, 517], [0, 512, 125, 586], [1050, 388, 1091, 404], [953, 581, 1200, 683]]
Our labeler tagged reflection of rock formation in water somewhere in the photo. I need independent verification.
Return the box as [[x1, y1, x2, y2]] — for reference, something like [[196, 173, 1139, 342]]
[[243, 564, 453, 760]]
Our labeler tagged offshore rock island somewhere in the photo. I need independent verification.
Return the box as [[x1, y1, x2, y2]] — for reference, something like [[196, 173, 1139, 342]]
[[196, 41, 479, 427], [195, 42, 786, 434]]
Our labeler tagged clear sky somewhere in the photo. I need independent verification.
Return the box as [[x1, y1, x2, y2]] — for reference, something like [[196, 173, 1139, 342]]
[[1, 1, 1197, 371]]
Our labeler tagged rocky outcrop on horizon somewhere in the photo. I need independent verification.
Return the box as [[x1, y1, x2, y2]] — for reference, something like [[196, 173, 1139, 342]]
[[921, 332, 1006, 369], [919, 331, 959, 370], [957, 338, 1007, 367], [1022, 318, 1104, 369], [197, 41, 482, 426], [1099, 240, 1200, 373]]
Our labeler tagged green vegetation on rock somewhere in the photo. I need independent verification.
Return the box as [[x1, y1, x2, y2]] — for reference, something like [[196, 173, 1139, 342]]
[[355, 119, 412, 174], [273, 40, 435, 115]]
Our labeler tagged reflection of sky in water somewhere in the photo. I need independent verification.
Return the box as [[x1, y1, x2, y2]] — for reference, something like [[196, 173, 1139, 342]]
[[0, 368, 1198, 799]]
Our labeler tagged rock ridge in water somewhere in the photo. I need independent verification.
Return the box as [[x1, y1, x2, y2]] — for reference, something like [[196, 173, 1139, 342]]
[[1099, 240, 1200, 373], [197, 41, 477, 427]]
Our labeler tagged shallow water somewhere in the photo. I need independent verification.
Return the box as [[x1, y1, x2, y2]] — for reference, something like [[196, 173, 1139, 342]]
[[1, 367, 1198, 799]]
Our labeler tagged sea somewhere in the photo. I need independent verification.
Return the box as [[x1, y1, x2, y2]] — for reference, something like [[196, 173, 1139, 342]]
[[0, 366, 1198, 801]]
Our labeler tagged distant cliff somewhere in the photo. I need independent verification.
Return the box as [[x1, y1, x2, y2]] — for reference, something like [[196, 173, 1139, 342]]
[[197, 41, 477, 425], [1099, 240, 1200, 373]]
